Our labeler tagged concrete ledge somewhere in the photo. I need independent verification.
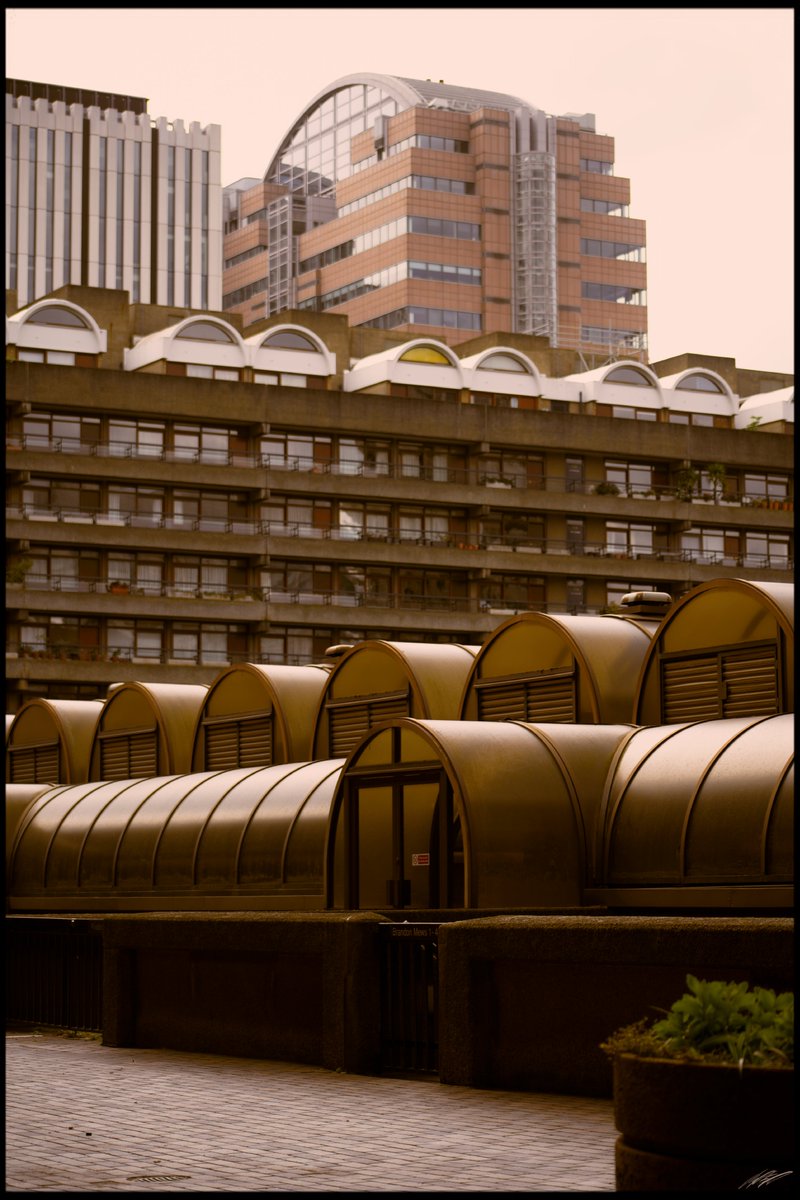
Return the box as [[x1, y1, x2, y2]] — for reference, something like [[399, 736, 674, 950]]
[[438, 915, 794, 1097], [102, 912, 386, 1074]]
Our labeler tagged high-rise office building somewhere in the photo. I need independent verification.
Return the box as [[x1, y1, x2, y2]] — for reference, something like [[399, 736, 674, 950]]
[[222, 73, 647, 357], [5, 78, 222, 310]]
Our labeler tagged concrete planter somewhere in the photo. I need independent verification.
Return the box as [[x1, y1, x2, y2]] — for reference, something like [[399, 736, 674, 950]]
[[613, 1053, 794, 1191]]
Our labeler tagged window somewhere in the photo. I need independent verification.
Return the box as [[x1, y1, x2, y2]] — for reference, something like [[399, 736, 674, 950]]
[[580, 239, 645, 262], [399, 345, 452, 365], [606, 522, 654, 558], [356, 307, 480, 332], [254, 371, 307, 387], [744, 473, 788, 501], [173, 424, 231, 464], [744, 532, 789, 569], [259, 329, 317, 351], [109, 419, 165, 458], [18, 349, 77, 366], [480, 512, 543, 550], [680, 527, 726, 565], [478, 353, 529, 373], [185, 363, 239, 381], [611, 406, 658, 421], [481, 573, 545, 613], [175, 320, 235, 343], [25, 305, 89, 328], [580, 158, 613, 174], [605, 461, 653, 496], [580, 198, 628, 216], [677, 374, 724, 393], [582, 282, 646, 305], [607, 369, 654, 390]]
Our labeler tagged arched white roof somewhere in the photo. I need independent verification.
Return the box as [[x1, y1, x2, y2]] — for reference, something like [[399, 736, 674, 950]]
[[124, 316, 246, 372], [342, 337, 464, 392], [735, 387, 794, 428], [565, 361, 661, 387], [561, 360, 664, 409], [459, 347, 543, 396], [6, 299, 107, 355], [244, 323, 336, 376], [659, 368, 738, 417]]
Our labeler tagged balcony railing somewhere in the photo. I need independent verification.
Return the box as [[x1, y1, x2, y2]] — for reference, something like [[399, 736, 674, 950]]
[[7, 434, 259, 469], [6, 533, 792, 583], [10, 575, 265, 601], [6, 506, 260, 535], [8, 438, 791, 507]]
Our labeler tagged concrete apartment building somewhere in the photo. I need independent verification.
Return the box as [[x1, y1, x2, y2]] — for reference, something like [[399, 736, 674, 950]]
[[222, 73, 647, 357], [5, 78, 222, 310], [5, 285, 793, 713]]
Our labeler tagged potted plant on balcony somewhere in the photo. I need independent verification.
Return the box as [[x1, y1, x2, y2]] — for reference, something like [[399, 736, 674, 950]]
[[673, 465, 699, 502], [109, 580, 131, 594], [594, 481, 621, 496], [6, 557, 33, 588], [706, 461, 727, 502], [601, 974, 794, 1192]]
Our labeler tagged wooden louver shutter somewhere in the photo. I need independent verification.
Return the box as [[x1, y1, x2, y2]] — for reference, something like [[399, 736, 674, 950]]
[[476, 669, 576, 723], [206, 716, 272, 770], [205, 723, 240, 771], [662, 642, 780, 723], [328, 690, 409, 757], [477, 680, 527, 722], [238, 716, 272, 767], [100, 730, 158, 779], [722, 644, 778, 717], [662, 655, 720, 722], [526, 671, 576, 722], [9, 742, 60, 784]]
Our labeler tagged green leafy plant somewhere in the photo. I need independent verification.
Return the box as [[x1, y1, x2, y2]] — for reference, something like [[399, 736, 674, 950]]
[[6, 556, 33, 584], [705, 462, 727, 501], [594, 481, 621, 496], [601, 975, 794, 1070], [673, 465, 699, 502]]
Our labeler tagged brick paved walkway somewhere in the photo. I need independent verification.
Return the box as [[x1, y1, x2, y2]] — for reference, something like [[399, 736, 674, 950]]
[[6, 1029, 617, 1192]]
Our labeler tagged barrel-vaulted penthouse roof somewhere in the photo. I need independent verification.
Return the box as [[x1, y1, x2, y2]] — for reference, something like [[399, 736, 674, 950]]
[[265, 72, 536, 184]]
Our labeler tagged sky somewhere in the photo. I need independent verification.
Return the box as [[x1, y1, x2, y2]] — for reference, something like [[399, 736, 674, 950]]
[[6, 6, 794, 373]]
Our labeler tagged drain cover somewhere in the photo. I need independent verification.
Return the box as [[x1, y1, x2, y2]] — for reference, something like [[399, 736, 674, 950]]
[[127, 1175, 192, 1183]]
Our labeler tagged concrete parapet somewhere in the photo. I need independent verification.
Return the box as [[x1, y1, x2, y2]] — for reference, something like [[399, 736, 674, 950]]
[[102, 911, 385, 1075], [438, 914, 794, 1097]]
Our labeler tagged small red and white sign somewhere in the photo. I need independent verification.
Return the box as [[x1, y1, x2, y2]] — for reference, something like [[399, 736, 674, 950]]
[[411, 853, 430, 867]]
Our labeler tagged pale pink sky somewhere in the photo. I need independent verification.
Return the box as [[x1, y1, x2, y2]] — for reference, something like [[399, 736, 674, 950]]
[[6, 6, 794, 373]]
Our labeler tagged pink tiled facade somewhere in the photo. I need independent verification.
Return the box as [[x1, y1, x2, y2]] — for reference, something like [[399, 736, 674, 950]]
[[222, 76, 647, 357]]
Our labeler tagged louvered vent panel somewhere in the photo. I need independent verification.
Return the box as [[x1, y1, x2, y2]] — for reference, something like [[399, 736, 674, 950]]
[[526, 673, 576, 723], [477, 681, 527, 721], [100, 731, 156, 779], [329, 705, 371, 757], [128, 731, 157, 777], [328, 691, 409, 757], [206, 723, 240, 771], [10, 743, 61, 784], [662, 656, 720, 722], [722, 645, 779, 716], [239, 717, 272, 767], [100, 737, 131, 780], [9, 747, 36, 784]]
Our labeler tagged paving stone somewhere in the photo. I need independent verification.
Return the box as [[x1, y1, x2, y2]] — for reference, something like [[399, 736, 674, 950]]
[[6, 1031, 616, 1192]]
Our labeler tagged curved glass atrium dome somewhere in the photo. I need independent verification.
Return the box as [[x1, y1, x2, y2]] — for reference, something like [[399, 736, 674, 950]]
[[265, 73, 535, 197]]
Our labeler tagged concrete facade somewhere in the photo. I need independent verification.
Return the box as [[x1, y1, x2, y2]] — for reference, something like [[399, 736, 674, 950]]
[[5, 286, 793, 713]]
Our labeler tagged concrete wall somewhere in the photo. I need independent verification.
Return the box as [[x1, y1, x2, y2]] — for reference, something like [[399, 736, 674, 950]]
[[437, 915, 794, 1097], [102, 912, 385, 1074]]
